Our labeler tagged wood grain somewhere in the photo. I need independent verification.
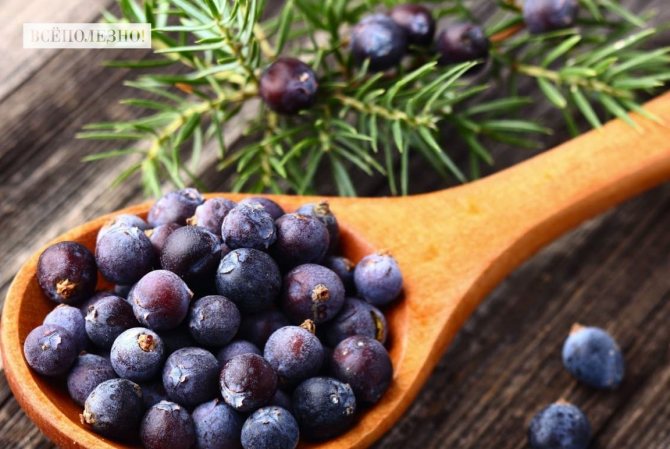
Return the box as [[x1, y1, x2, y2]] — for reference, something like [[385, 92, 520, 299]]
[[0, 0, 669, 447]]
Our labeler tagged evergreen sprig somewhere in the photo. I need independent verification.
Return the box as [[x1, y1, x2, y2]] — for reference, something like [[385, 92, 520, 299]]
[[79, 0, 670, 196]]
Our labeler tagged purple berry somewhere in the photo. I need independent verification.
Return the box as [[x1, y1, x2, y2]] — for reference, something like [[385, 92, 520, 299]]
[[160, 226, 222, 285], [281, 264, 345, 324], [140, 401, 196, 449], [528, 401, 591, 449], [162, 347, 220, 407], [323, 256, 355, 293], [295, 201, 339, 252], [241, 406, 299, 449], [436, 23, 490, 67], [390, 4, 435, 47], [37, 241, 97, 305], [193, 399, 243, 449], [148, 188, 204, 226], [353, 252, 403, 306], [323, 297, 388, 346], [272, 214, 330, 269], [96, 225, 155, 285], [350, 14, 407, 71], [220, 353, 278, 413], [331, 335, 392, 404], [523, 0, 579, 34], [85, 295, 138, 349], [44, 304, 87, 352], [260, 58, 319, 115], [189, 197, 237, 234], [292, 377, 356, 441], [110, 327, 165, 382], [238, 310, 291, 349], [188, 295, 241, 347], [130, 270, 193, 331], [264, 324, 324, 386], [216, 249, 281, 313], [146, 222, 182, 254], [238, 197, 285, 220], [81, 378, 144, 440], [217, 340, 262, 367], [67, 354, 117, 406], [23, 324, 78, 376], [98, 214, 148, 243], [140, 380, 168, 408], [222, 203, 277, 251]]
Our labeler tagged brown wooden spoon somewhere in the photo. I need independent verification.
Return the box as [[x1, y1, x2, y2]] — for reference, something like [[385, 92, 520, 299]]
[[3, 92, 670, 449]]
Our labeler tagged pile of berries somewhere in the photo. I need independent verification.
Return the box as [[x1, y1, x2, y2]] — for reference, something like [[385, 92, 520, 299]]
[[25, 189, 404, 449], [528, 324, 625, 449], [259, 0, 579, 114]]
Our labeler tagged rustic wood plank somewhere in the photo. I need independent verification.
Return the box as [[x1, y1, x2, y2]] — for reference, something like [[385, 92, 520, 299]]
[[0, 0, 668, 447]]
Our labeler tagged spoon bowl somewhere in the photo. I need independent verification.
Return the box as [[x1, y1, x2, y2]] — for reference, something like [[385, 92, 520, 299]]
[[3, 93, 670, 449]]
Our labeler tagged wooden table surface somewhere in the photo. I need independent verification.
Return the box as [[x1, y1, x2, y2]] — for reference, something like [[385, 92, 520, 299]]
[[1, 0, 669, 448]]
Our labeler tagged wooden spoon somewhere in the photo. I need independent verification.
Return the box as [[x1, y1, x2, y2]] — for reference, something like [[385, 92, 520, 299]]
[[3, 92, 670, 449]]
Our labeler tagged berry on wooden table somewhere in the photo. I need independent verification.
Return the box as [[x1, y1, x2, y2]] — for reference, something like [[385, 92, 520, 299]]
[[562, 324, 624, 389], [528, 400, 591, 449]]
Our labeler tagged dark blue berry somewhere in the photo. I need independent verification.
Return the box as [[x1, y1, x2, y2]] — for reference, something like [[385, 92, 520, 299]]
[[354, 252, 403, 307], [140, 380, 168, 408], [216, 249, 281, 313], [350, 14, 407, 71], [241, 406, 299, 449], [264, 324, 324, 386], [281, 264, 345, 324], [272, 214, 330, 269], [217, 340, 261, 367], [98, 214, 148, 242], [323, 297, 387, 347], [160, 225, 222, 286], [148, 188, 204, 226], [110, 327, 165, 382], [292, 377, 356, 441], [130, 270, 193, 331], [238, 197, 285, 220], [96, 225, 155, 285], [323, 256, 355, 294], [331, 335, 392, 404], [295, 201, 339, 253], [67, 354, 117, 406], [188, 295, 241, 347], [140, 401, 196, 449], [523, 0, 579, 34], [193, 398, 243, 449], [390, 4, 435, 47], [189, 197, 237, 234], [260, 58, 318, 115], [436, 23, 490, 67], [23, 324, 78, 376], [85, 295, 138, 349], [222, 203, 277, 251], [562, 325, 624, 389], [163, 347, 220, 407], [239, 310, 291, 349], [220, 353, 278, 413], [37, 241, 97, 305], [528, 401, 591, 449], [146, 222, 182, 254], [44, 304, 87, 352], [81, 378, 144, 440]]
